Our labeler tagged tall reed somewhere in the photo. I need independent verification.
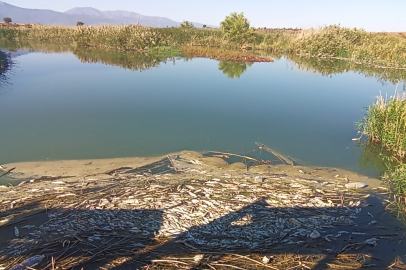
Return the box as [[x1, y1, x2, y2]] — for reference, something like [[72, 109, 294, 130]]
[[359, 92, 406, 196], [359, 93, 406, 159], [2, 24, 406, 68], [0, 24, 227, 50], [289, 25, 406, 68]]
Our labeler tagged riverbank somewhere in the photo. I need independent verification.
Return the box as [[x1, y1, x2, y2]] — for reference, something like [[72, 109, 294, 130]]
[[0, 151, 405, 269], [0, 151, 382, 187], [2, 24, 406, 68], [3, 41, 406, 84], [358, 93, 406, 213]]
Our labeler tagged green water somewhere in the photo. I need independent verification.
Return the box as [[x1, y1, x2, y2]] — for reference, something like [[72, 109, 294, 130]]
[[0, 45, 405, 178]]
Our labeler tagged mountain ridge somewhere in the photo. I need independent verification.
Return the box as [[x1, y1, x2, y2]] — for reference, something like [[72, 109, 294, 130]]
[[0, 1, 215, 28]]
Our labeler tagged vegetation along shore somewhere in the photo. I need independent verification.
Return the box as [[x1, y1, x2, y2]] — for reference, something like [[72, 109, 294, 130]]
[[2, 10, 406, 269], [1, 14, 406, 68], [358, 91, 406, 211]]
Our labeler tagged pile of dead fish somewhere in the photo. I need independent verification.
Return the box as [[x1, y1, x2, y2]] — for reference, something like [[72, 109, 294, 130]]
[[0, 169, 378, 260]]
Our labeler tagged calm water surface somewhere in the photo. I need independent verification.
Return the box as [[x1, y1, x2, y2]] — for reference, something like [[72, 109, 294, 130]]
[[0, 48, 404, 177]]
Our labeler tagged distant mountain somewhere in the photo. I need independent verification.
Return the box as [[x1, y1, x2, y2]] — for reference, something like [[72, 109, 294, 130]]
[[65, 7, 107, 18], [0, 1, 214, 28]]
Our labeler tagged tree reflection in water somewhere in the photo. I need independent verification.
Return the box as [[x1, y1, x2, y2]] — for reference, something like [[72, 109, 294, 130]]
[[0, 50, 12, 87], [218, 61, 252, 79]]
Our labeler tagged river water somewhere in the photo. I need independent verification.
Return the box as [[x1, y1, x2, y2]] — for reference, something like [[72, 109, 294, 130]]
[[0, 46, 405, 178]]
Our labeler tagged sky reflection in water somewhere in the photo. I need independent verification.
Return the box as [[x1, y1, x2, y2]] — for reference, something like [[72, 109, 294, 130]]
[[0, 48, 404, 177]]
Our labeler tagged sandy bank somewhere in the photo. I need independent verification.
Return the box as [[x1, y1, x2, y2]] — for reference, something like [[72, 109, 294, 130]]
[[0, 150, 404, 269], [0, 154, 172, 180], [1, 150, 383, 188]]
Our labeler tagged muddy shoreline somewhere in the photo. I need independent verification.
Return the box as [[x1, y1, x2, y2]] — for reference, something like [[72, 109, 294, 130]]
[[0, 151, 405, 269]]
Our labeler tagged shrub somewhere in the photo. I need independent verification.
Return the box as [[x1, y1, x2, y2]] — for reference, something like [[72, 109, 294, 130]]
[[220, 12, 253, 46], [180, 21, 194, 29]]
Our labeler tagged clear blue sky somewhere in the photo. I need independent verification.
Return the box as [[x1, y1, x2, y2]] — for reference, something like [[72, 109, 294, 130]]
[[5, 0, 406, 31]]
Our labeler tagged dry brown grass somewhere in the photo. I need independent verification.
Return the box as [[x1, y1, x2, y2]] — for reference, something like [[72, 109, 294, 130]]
[[2, 25, 406, 68]]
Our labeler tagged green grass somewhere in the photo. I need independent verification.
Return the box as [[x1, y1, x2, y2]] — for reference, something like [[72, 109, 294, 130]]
[[358, 93, 406, 201], [2, 25, 406, 68], [359, 93, 406, 159]]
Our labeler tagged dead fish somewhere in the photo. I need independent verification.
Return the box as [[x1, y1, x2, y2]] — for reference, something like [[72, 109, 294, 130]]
[[52, 181, 66, 185], [345, 182, 368, 189], [194, 254, 204, 263], [310, 230, 321, 239], [21, 225, 35, 229], [211, 155, 229, 159], [262, 256, 271, 264], [365, 238, 378, 246], [9, 255, 45, 270]]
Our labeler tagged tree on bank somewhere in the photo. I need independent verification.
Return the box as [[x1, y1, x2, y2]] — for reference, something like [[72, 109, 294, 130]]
[[77, 21, 84, 26], [180, 21, 194, 28], [220, 12, 253, 48], [3, 17, 12, 24]]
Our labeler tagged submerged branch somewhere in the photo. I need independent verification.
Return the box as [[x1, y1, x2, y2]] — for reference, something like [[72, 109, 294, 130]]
[[255, 142, 296, 166]]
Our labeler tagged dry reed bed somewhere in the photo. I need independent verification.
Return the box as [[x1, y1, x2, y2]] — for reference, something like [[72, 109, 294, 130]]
[[0, 24, 226, 51], [2, 25, 406, 68], [288, 26, 406, 69]]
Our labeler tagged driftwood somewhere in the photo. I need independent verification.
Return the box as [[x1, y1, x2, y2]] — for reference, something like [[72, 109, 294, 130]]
[[209, 151, 259, 162], [255, 142, 296, 166], [0, 167, 16, 179]]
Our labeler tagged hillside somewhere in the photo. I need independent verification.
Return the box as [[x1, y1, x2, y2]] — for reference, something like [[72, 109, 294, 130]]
[[0, 1, 212, 27]]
